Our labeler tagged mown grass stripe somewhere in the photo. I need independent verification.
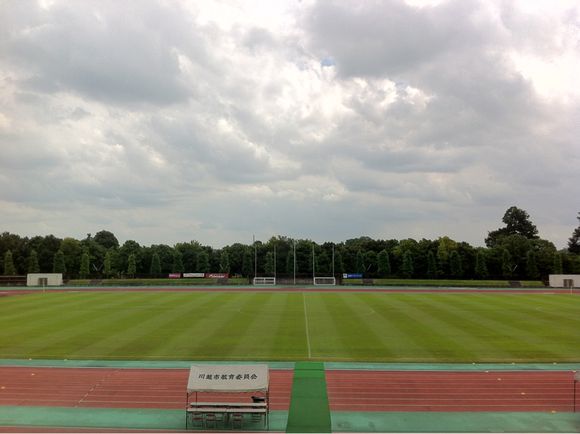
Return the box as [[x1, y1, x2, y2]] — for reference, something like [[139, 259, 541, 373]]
[[0, 293, 168, 358], [355, 293, 433, 356], [315, 293, 397, 361], [1, 291, 579, 362], [266, 293, 309, 360]]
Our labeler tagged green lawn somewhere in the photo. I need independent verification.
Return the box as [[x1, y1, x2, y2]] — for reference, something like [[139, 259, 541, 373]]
[[0, 291, 579, 362]]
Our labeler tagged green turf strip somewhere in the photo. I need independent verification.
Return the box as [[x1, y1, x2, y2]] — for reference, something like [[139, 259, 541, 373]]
[[0, 406, 289, 431], [286, 362, 331, 433], [331, 411, 580, 433]]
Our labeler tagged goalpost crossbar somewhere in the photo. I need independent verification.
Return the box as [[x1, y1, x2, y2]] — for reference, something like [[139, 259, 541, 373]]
[[313, 276, 336, 286], [253, 277, 276, 285]]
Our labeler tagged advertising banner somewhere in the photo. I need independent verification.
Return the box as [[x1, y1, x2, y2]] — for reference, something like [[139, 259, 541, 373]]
[[343, 273, 363, 279], [206, 273, 229, 279], [183, 273, 205, 278], [168, 273, 181, 279]]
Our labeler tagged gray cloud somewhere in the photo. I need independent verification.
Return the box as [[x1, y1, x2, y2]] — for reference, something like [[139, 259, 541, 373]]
[[0, 0, 578, 248]]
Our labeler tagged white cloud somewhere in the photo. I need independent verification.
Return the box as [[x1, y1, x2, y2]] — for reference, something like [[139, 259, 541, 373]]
[[0, 0, 578, 248]]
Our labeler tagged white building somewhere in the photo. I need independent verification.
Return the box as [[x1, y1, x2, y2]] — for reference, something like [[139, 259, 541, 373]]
[[548, 274, 579, 288], [26, 273, 63, 287]]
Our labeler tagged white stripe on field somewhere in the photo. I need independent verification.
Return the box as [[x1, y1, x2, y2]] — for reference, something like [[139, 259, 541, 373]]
[[303, 293, 312, 359]]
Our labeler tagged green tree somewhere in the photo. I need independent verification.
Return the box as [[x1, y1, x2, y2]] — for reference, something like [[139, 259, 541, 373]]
[[486, 206, 539, 247], [172, 250, 184, 273], [474, 250, 489, 279], [377, 249, 391, 276], [568, 213, 580, 254], [242, 247, 254, 277], [219, 251, 230, 274], [286, 246, 295, 275], [60, 238, 82, 276], [553, 253, 563, 274], [264, 251, 275, 275], [27, 249, 40, 273], [355, 251, 365, 274], [127, 253, 137, 277], [525, 250, 539, 279], [103, 250, 114, 277], [400, 251, 414, 278], [3, 250, 16, 275], [426, 251, 438, 278], [79, 249, 90, 278], [334, 250, 344, 275], [93, 230, 119, 250], [196, 251, 210, 273], [53, 250, 66, 274], [150, 253, 162, 275], [449, 250, 463, 278], [437, 236, 457, 276], [501, 249, 513, 279]]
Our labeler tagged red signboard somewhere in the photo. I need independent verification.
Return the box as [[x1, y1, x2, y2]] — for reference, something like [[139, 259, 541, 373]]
[[206, 273, 229, 279]]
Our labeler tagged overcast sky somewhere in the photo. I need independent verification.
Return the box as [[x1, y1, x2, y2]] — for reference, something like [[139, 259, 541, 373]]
[[1, 0, 579, 248]]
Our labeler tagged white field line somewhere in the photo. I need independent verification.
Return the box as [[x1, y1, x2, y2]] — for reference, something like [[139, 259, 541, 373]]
[[303, 293, 312, 359]]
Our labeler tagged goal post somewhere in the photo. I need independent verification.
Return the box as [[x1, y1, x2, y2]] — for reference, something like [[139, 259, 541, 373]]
[[313, 276, 336, 286], [253, 276, 276, 286]]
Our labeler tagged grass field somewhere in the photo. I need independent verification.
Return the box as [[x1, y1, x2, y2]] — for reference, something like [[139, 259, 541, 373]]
[[0, 291, 579, 363]]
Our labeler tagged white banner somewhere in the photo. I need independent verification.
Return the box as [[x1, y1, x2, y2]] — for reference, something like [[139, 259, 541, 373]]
[[183, 273, 205, 278], [187, 364, 269, 393]]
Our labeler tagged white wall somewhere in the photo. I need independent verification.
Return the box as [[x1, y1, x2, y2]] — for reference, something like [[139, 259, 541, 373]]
[[26, 273, 63, 287], [548, 274, 579, 288]]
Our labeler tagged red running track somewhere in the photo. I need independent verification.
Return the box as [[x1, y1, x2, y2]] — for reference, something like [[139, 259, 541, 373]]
[[326, 370, 578, 412], [0, 367, 292, 410], [0, 367, 577, 413]]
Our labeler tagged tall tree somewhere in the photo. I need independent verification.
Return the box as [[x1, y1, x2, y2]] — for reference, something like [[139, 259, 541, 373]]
[[400, 251, 414, 278], [501, 249, 513, 279], [525, 250, 539, 279], [264, 251, 275, 275], [355, 251, 365, 274], [219, 251, 230, 274], [377, 249, 391, 276], [568, 213, 580, 254], [27, 249, 40, 273], [79, 249, 90, 278], [426, 251, 438, 278], [3, 250, 16, 275], [474, 250, 489, 279], [486, 206, 539, 247], [242, 247, 254, 277], [103, 250, 114, 277], [93, 230, 119, 250], [172, 250, 184, 273], [196, 251, 210, 273], [150, 253, 162, 276], [53, 250, 66, 274], [449, 251, 463, 278], [553, 253, 563, 274], [127, 253, 137, 277]]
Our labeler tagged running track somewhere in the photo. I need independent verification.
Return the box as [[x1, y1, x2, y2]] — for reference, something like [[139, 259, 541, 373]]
[[0, 367, 577, 413]]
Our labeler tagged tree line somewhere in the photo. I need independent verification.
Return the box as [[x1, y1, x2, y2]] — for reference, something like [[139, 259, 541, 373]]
[[2, 207, 580, 280]]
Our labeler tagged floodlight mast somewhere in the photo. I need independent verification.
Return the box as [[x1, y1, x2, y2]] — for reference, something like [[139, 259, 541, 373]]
[[253, 234, 257, 280], [293, 239, 296, 286], [332, 243, 335, 277], [312, 243, 315, 281]]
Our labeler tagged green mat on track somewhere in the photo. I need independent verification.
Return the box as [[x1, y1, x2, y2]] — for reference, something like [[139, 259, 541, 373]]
[[286, 361, 331, 433]]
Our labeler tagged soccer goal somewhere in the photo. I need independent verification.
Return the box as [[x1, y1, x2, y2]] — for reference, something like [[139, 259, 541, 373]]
[[313, 276, 336, 286], [253, 276, 276, 285]]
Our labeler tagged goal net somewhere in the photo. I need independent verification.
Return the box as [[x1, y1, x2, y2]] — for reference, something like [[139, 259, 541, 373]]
[[253, 277, 276, 285], [313, 276, 336, 286]]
